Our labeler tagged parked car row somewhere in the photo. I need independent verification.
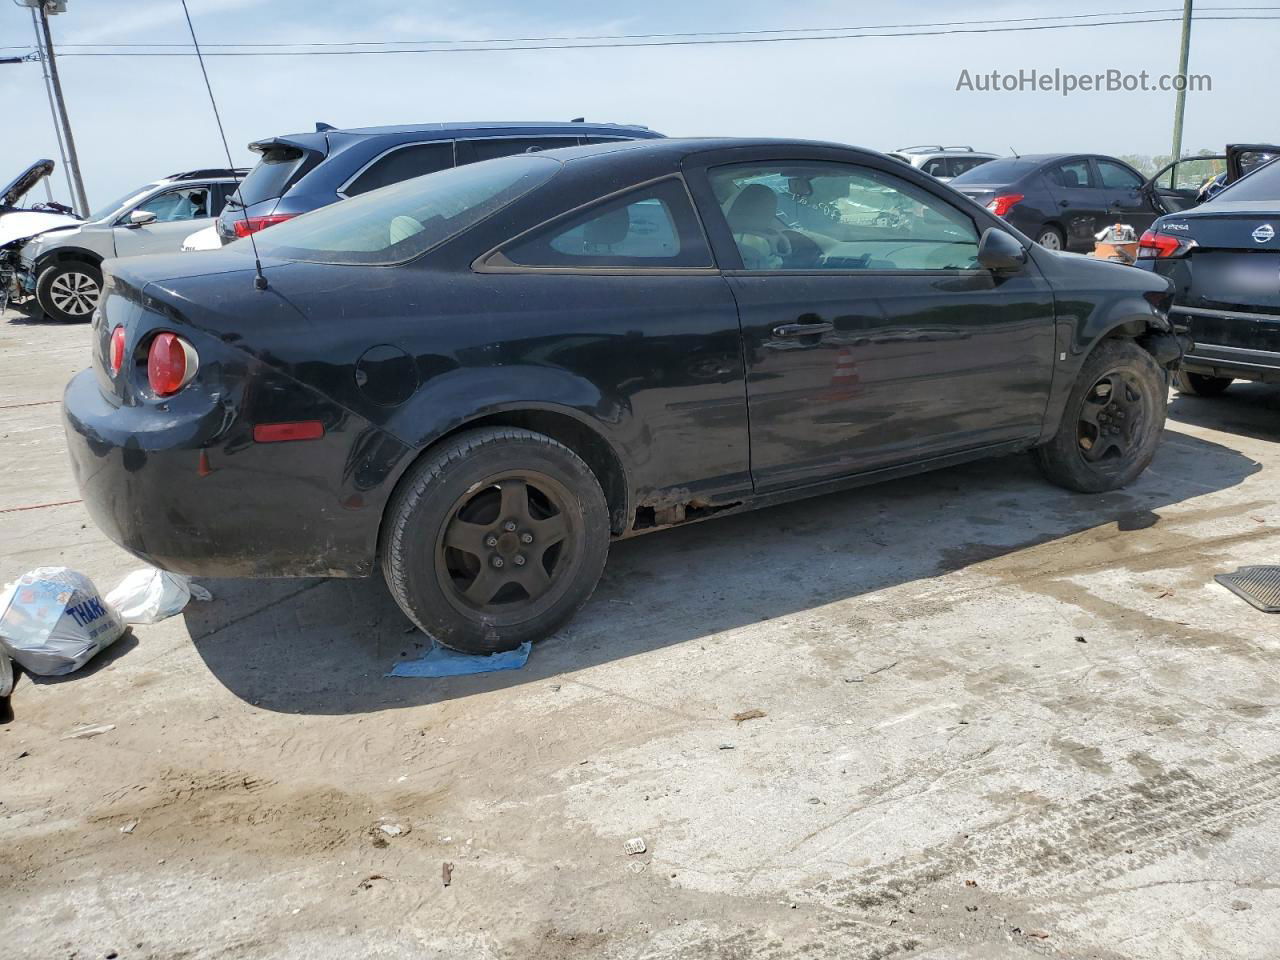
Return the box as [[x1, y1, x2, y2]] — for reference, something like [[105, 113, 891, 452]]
[[1, 119, 661, 321]]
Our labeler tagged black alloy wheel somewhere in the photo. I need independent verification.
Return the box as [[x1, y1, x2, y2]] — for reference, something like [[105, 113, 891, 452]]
[[1035, 338, 1166, 492], [381, 427, 610, 653], [436, 473, 575, 621], [1076, 371, 1150, 464]]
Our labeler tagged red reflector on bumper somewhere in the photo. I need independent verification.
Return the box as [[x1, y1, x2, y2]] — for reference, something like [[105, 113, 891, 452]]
[[253, 420, 325, 443]]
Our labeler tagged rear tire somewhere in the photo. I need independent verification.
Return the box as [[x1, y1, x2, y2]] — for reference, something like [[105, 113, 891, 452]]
[[381, 427, 610, 654], [1172, 370, 1233, 397], [36, 261, 101, 323], [1035, 225, 1065, 251], [1035, 338, 1167, 493]]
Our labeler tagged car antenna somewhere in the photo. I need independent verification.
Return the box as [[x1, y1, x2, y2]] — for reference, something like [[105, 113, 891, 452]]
[[179, 0, 268, 292], [1009, 146, 1020, 158]]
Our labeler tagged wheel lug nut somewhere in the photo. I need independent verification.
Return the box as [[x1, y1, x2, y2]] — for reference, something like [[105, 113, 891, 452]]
[[491, 556, 504, 568], [503, 521, 517, 532], [520, 533, 533, 544], [485, 535, 498, 547], [513, 555, 526, 566]]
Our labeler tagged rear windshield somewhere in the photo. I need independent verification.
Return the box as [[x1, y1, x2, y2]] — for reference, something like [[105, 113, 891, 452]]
[[233, 146, 307, 207], [950, 158, 1033, 185], [253, 154, 561, 265], [1217, 156, 1280, 202]]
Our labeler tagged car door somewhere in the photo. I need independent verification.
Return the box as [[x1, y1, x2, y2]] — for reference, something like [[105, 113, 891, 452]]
[[1094, 158, 1157, 233], [686, 149, 1056, 492], [1043, 158, 1103, 249], [112, 183, 219, 257], [1144, 155, 1227, 214]]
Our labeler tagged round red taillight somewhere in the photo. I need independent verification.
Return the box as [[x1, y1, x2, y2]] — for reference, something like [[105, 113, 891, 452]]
[[147, 332, 197, 396], [108, 325, 125, 376]]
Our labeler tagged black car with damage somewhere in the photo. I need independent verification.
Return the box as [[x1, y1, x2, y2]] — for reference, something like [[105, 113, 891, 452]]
[[63, 138, 1183, 653]]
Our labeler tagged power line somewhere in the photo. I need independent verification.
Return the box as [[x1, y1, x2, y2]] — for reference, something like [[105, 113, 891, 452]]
[[0, 6, 1262, 46], [39, 14, 1280, 57], [2, 7, 1276, 54]]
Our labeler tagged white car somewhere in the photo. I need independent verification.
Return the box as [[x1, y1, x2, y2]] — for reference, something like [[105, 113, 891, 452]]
[[886, 146, 1000, 183], [18, 166, 246, 322], [181, 224, 223, 251], [0, 160, 81, 310]]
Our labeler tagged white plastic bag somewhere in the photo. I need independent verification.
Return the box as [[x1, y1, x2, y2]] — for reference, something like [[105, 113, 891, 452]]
[[0, 567, 126, 676], [106, 568, 211, 625]]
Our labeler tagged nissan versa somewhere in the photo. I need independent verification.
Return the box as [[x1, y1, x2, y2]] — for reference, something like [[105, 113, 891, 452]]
[[63, 139, 1184, 653], [1136, 152, 1280, 393]]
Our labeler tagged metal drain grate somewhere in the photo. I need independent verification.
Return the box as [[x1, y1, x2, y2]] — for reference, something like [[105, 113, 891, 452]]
[[1215, 566, 1280, 613]]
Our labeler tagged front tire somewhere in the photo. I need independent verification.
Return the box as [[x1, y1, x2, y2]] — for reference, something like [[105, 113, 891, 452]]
[[1035, 339, 1167, 493], [1035, 225, 1065, 251], [381, 427, 610, 654], [1172, 370, 1232, 397], [36, 261, 102, 323]]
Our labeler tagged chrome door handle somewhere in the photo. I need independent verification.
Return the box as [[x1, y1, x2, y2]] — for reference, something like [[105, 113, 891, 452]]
[[773, 321, 834, 338]]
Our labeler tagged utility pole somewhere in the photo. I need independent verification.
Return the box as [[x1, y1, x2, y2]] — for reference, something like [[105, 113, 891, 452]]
[[22, 1, 89, 217], [1170, 0, 1193, 163], [29, 8, 75, 206]]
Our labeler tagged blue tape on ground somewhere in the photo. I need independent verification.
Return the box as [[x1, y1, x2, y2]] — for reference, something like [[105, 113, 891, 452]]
[[387, 641, 532, 678]]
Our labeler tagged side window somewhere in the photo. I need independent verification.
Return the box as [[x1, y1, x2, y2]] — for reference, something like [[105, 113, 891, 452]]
[[498, 178, 711, 269], [457, 137, 578, 165], [1164, 157, 1225, 192], [129, 187, 210, 223], [212, 183, 238, 216], [951, 157, 990, 177], [345, 142, 453, 197], [708, 161, 980, 271], [921, 158, 947, 178], [1097, 160, 1143, 190], [1050, 159, 1094, 189]]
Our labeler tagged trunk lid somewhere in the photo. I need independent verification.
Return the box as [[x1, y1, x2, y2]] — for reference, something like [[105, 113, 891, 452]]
[[1155, 205, 1280, 350]]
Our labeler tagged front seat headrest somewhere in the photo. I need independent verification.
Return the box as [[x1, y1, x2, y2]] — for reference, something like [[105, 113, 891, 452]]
[[726, 183, 779, 233]]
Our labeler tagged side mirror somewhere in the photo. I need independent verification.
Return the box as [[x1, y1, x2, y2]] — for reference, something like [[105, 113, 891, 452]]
[[977, 227, 1028, 271], [128, 209, 157, 227]]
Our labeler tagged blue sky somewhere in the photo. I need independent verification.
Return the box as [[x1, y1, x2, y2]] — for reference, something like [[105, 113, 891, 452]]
[[2, 0, 1276, 209]]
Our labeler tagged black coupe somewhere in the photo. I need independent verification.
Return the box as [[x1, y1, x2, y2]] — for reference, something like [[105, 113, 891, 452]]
[[64, 138, 1182, 652]]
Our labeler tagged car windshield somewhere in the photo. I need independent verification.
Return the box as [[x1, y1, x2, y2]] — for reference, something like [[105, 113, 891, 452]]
[[253, 155, 562, 265], [1212, 155, 1280, 202], [949, 158, 1033, 185], [89, 186, 154, 222]]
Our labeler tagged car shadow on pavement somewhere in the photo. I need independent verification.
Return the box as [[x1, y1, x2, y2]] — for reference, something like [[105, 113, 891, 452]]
[[186, 427, 1262, 716], [2, 301, 52, 324], [1169, 381, 1280, 444]]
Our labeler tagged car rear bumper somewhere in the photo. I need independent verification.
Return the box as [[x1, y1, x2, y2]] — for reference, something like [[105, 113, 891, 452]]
[[1182, 343, 1280, 383], [62, 368, 401, 578], [1172, 305, 1280, 383]]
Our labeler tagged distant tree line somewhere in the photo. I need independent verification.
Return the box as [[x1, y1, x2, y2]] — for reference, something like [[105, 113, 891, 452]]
[[1117, 148, 1220, 177]]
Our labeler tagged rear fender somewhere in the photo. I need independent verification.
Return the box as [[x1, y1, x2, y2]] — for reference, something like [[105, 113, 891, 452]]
[[381, 365, 632, 528]]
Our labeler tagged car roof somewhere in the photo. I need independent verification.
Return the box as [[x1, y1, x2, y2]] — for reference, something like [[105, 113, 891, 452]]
[[533, 136, 891, 161], [337, 120, 655, 136], [255, 121, 660, 151]]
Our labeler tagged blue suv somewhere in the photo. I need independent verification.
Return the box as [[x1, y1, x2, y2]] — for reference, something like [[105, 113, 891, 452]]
[[216, 119, 663, 244]]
